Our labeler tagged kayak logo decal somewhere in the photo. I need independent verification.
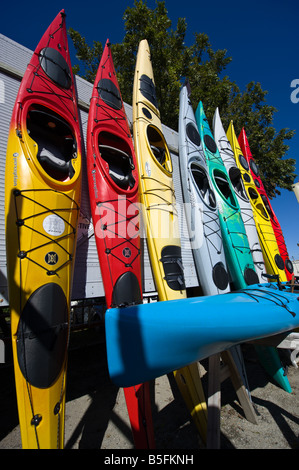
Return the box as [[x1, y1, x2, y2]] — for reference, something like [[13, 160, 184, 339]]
[[91, 169, 98, 198], [145, 161, 151, 177], [45, 252, 58, 265], [123, 247, 132, 258], [43, 214, 65, 236], [13, 153, 18, 186]]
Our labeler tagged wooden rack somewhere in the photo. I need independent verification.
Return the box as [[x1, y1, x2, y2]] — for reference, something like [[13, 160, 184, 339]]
[[206, 332, 299, 448]]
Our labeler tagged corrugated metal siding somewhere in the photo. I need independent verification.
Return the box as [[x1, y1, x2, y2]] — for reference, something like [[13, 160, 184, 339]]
[[0, 34, 199, 306], [0, 73, 21, 305], [0, 34, 32, 76]]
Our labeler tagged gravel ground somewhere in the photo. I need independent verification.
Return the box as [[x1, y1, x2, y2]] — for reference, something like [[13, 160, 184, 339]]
[[0, 327, 299, 450]]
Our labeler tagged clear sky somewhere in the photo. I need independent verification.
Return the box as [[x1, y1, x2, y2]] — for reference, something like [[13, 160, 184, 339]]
[[1, 0, 298, 260]]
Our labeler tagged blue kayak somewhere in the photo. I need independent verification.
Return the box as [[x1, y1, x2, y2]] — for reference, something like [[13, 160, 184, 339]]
[[105, 282, 299, 387]]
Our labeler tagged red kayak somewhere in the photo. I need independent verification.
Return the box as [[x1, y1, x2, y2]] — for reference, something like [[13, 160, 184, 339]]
[[86, 40, 155, 449], [238, 128, 293, 281]]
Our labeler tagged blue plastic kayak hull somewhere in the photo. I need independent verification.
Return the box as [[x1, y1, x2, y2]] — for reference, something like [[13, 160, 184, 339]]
[[105, 282, 299, 387]]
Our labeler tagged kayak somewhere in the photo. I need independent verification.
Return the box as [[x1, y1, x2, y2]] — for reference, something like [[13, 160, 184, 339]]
[[227, 123, 291, 392], [226, 123, 287, 283], [132, 39, 207, 441], [238, 128, 293, 281], [213, 109, 265, 282], [86, 40, 154, 449], [106, 282, 299, 388], [195, 102, 259, 290], [132, 40, 185, 300], [179, 88, 251, 402], [178, 84, 230, 295], [5, 10, 82, 448], [87, 40, 142, 309]]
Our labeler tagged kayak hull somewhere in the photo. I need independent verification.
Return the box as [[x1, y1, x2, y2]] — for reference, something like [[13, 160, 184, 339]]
[[234, 127, 291, 391], [5, 10, 81, 448], [213, 110, 265, 282], [178, 85, 229, 295], [195, 103, 258, 290], [86, 40, 154, 449], [133, 40, 207, 440], [132, 40, 185, 300], [106, 282, 299, 388], [86, 40, 142, 309], [238, 128, 293, 281]]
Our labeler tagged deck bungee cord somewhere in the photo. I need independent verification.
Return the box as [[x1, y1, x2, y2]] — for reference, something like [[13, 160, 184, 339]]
[[142, 176, 177, 217], [14, 189, 79, 275]]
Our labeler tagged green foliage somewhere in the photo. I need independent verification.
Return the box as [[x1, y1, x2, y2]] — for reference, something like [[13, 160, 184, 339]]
[[68, 28, 103, 83], [68, 0, 296, 196], [219, 82, 296, 197]]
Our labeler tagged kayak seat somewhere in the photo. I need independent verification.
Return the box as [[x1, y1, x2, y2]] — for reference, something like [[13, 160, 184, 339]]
[[27, 106, 76, 180], [151, 145, 166, 166], [147, 126, 172, 172], [160, 245, 186, 291], [99, 144, 135, 190]]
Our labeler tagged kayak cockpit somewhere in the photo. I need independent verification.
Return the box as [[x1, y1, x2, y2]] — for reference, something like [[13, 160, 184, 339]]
[[98, 131, 136, 190], [229, 166, 249, 202], [213, 169, 237, 208], [190, 163, 216, 208], [27, 104, 76, 181], [248, 187, 269, 219], [261, 194, 275, 220], [147, 125, 172, 174]]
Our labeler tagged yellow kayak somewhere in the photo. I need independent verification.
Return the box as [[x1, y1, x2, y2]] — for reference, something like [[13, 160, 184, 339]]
[[227, 122, 292, 393], [132, 39, 207, 441], [227, 122, 286, 282], [5, 11, 81, 448]]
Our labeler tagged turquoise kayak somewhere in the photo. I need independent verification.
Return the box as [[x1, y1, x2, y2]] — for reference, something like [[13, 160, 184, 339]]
[[106, 282, 299, 387], [195, 102, 259, 290]]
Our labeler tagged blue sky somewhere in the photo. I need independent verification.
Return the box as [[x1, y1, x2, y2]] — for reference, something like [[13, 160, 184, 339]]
[[1, 0, 298, 260]]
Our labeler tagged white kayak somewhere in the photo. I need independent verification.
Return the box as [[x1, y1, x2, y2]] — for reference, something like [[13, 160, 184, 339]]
[[213, 108, 265, 282], [178, 83, 230, 295]]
